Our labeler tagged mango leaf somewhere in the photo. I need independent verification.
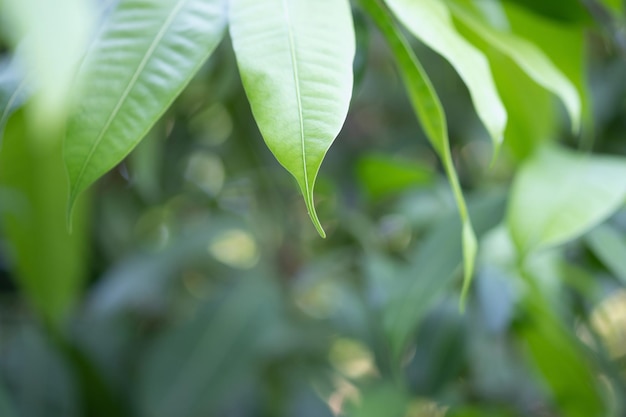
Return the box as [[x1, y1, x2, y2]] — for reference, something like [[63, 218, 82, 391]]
[[507, 145, 626, 255], [448, 3, 581, 133], [360, 0, 476, 306], [64, 0, 226, 216], [0, 111, 91, 325], [586, 224, 626, 286], [229, 0, 355, 237], [384, 0, 507, 152]]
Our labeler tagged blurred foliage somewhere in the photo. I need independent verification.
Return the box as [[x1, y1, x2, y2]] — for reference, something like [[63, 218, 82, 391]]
[[1, 1, 626, 417]]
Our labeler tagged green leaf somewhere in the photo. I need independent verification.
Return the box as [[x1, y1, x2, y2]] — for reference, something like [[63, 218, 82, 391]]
[[507, 145, 626, 255], [360, 0, 476, 307], [0, 111, 91, 326], [448, 3, 581, 133], [229, 0, 355, 237], [356, 153, 434, 199], [64, 0, 226, 217], [383, 0, 507, 151], [586, 224, 626, 286]]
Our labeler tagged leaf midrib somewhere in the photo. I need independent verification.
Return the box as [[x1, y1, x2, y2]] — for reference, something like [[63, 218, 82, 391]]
[[280, 0, 310, 201], [71, 0, 189, 196]]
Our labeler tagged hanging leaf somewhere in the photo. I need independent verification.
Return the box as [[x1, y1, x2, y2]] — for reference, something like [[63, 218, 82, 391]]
[[384, 0, 507, 152], [360, 0, 476, 307], [507, 145, 626, 255], [586, 224, 626, 286], [229, 0, 355, 237], [448, 3, 581, 133], [64, 0, 227, 217]]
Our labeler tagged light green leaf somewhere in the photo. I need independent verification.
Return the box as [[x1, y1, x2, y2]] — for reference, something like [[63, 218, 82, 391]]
[[360, 0, 476, 306], [0, 111, 91, 326], [64, 0, 226, 216], [507, 145, 626, 255], [229, 0, 355, 237], [600, 0, 624, 16], [586, 224, 626, 286], [384, 0, 507, 151], [448, 3, 581, 133]]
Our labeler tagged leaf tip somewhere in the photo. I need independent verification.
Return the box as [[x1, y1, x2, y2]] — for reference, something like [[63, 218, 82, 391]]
[[304, 192, 326, 238]]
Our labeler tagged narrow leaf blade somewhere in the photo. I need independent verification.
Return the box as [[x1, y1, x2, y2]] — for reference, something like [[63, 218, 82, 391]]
[[360, 0, 477, 306], [229, 0, 356, 237], [384, 0, 507, 151], [64, 0, 226, 214]]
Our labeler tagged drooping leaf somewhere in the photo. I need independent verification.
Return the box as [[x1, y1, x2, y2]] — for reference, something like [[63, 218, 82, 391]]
[[384, 0, 507, 152], [448, 3, 581, 133], [360, 0, 476, 306], [229, 0, 355, 237], [0, 111, 91, 325], [64, 0, 226, 216], [507, 145, 626, 255]]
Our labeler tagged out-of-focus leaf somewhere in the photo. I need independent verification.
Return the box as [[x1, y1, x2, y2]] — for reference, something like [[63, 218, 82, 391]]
[[600, 0, 624, 16], [519, 292, 606, 417], [64, 0, 226, 216], [138, 275, 280, 417], [0, 0, 93, 132], [345, 382, 409, 417], [0, 112, 90, 324], [356, 154, 433, 199], [229, 0, 355, 237], [503, 0, 589, 23], [503, 2, 590, 139], [384, 190, 506, 363], [0, 379, 16, 417], [449, 3, 581, 133], [0, 58, 28, 142], [586, 224, 626, 285], [1, 325, 80, 417], [507, 145, 626, 255], [384, 0, 507, 151], [360, 0, 477, 306]]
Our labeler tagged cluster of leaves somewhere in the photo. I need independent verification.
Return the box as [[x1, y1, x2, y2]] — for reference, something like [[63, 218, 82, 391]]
[[1, 0, 626, 416]]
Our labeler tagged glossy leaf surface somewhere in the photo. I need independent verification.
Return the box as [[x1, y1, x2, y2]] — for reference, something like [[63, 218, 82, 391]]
[[507, 145, 626, 254], [64, 0, 226, 214], [229, 0, 355, 237], [384, 0, 507, 150]]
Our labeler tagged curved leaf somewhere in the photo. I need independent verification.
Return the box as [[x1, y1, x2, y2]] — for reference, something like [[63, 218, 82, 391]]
[[0, 59, 28, 143], [384, 0, 507, 151], [359, 0, 476, 308], [448, 3, 581, 133], [507, 145, 626, 255], [229, 0, 355, 237], [64, 0, 227, 215]]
